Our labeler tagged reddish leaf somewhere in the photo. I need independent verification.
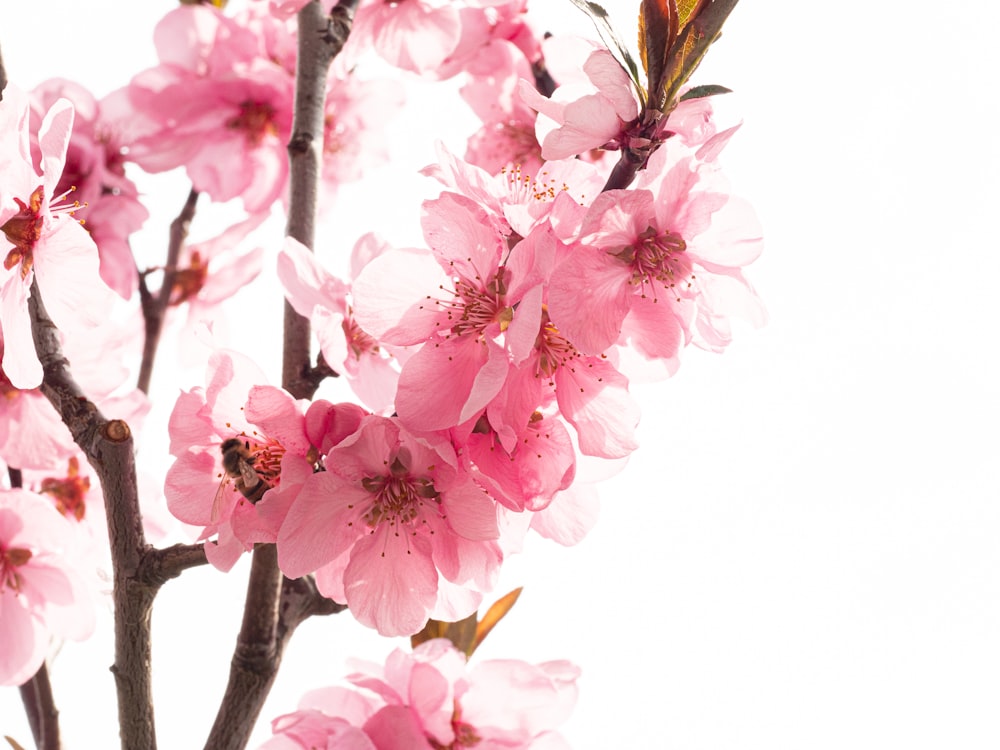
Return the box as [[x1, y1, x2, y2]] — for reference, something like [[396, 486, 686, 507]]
[[639, 0, 677, 103]]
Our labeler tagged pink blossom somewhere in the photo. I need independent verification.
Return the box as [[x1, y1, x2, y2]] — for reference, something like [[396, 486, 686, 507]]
[[263, 639, 579, 749], [29, 79, 148, 300], [0, 314, 149, 472], [278, 235, 401, 414], [518, 46, 639, 160], [547, 144, 765, 360], [321, 70, 405, 196], [1, 84, 116, 390], [0, 489, 96, 686], [277, 415, 501, 636], [350, 0, 463, 74], [463, 410, 575, 512], [124, 5, 295, 213], [262, 687, 380, 750], [166, 213, 267, 338], [461, 40, 544, 175], [164, 350, 313, 571]]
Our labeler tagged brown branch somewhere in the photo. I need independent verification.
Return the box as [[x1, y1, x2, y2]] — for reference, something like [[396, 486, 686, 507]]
[[18, 663, 60, 750], [137, 543, 208, 588], [28, 280, 156, 750], [137, 188, 199, 394], [204, 3, 358, 749]]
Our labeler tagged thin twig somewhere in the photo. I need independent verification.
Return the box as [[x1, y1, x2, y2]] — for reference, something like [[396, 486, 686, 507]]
[[204, 3, 357, 748], [137, 188, 198, 394], [28, 280, 156, 750], [18, 663, 60, 750]]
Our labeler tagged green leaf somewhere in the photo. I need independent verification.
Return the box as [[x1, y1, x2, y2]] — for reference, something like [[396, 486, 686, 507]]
[[679, 83, 732, 101]]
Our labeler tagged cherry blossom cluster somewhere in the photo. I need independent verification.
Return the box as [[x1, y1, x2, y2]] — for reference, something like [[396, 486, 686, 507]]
[[1, 0, 758, 745], [260, 638, 579, 750]]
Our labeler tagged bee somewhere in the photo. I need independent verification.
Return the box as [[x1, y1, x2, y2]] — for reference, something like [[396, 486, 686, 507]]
[[210, 438, 269, 523]]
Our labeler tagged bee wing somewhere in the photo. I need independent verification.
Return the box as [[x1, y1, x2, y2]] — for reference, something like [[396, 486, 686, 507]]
[[210, 478, 239, 525], [210, 479, 226, 525], [238, 460, 260, 490]]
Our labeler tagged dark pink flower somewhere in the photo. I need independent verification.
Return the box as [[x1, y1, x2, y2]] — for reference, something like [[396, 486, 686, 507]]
[[277, 415, 501, 636], [164, 351, 314, 571]]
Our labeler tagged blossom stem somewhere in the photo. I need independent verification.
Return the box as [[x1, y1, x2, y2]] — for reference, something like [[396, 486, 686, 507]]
[[18, 662, 60, 750], [137, 188, 199, 394], [205, 4, 357, 749]]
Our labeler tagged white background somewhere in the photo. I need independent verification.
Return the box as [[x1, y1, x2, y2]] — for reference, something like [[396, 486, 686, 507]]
[[2, 1, 1000, 748]]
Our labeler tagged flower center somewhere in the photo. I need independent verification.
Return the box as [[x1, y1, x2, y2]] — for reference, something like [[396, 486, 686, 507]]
[[39, 457, 91, 521], [0, 545, 32, 594], [342, 314, 380, 360], [534, 309, 580, 379], [360, 456, 440, 530], [2, 187, 45, 279], [614, 225, 694, 302], [227, 101, 278, 147], [244, 437, 285, 485], [2, 185, 84, 280], [439, 271, 511, 340]]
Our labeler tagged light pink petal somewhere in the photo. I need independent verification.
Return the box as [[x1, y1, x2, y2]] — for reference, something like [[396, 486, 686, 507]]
[[164, 450, 219, 525], [167, 387, 213, 456], [693, 195, 764, 268], [204, 524, 248, 572], [580, 189, 653, 245], [540, 93, 621, 160], [352, 248, 451, 344], [277, 472, 366, 578], [33, 219, 114, 331], [0, 273, 42, 389], [363, 705, 435, 750], [529, 484, 600, 546], [0, 596, 45, 687], [583, 48, 639, 122], [395, 337, 507, 432], [546, 247, 631, 356], [369, 2, 462, 73], [623, 293, 685, 361], [440, 479, 498, 541], [556, 358, 639, 459], [422, 192, 504, 282], [277, 236, 348, 318], [344, 528, 438, 636], [517, 79, 566, 124], [244, 385, 310, 455], [38, 99, 74, 197]]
